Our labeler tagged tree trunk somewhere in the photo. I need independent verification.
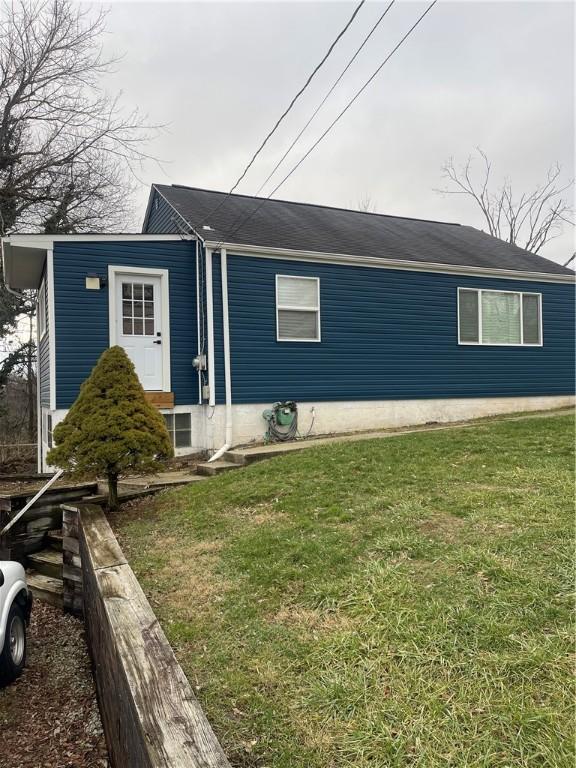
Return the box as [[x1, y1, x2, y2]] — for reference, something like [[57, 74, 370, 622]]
[[107, 471, 119, 512]]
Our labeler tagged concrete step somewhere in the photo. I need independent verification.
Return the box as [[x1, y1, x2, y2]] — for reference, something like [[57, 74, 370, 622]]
[[196, 460, 241, 477], [46, 530, 63, 551], [226, 446, 298, 463], [27, 549, 63, 580], [27, 571, 63, 609], [223, 451, 249, 466]]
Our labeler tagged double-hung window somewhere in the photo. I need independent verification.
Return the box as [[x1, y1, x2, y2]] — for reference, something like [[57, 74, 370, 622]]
[[458, 288, 542, 346], [276, 275, 321, 341]]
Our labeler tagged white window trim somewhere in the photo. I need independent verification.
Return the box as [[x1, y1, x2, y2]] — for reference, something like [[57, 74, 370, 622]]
[[108, 265, 172, 391], [276, 274, 321, 342], [457, 287, 543, 347], [37, 277, 47, 340]]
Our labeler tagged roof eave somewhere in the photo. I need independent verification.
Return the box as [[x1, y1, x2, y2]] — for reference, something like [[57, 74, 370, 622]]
[[206, 240, 576, 284]]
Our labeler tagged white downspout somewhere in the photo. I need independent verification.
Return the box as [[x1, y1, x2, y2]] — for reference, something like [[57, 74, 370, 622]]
[[205, 248, 215, 409], [195, 239, 202, 404], [208, 248, 232, 462]]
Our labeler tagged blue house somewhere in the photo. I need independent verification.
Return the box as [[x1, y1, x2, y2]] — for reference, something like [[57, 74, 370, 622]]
[[2, 184, 574, 471]]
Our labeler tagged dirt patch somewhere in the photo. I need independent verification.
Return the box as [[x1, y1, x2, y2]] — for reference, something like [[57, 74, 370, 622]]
[[155, 538, 230, 617], [271, 605, 358, 634], [418, 513, 466, 542], [0, 602, 108, 768]]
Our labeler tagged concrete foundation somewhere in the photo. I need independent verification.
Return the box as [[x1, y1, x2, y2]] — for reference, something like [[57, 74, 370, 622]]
[[40, 395, 574, 470], [205, 394, 575, 452]]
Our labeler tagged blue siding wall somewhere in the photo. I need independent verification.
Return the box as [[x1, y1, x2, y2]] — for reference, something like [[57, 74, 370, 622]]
[[38, 270, 50, 407], [53, 240, 198, 408], [223, 255, 575, 404], [143, 189, 181, 233]]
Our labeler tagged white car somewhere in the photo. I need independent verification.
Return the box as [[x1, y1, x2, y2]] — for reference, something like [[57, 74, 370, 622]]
[[0, 561, 32, 686]]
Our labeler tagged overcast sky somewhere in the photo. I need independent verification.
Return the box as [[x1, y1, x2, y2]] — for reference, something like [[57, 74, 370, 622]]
[[101, 0, 574, 265]]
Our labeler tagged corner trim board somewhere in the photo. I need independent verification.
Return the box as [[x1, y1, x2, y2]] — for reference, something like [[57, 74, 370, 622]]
[[205, 249, 215, 407], [47, 248, 56, 411]]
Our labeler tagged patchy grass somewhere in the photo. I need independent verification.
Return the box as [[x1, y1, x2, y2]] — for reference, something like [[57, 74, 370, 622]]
[[115, 413, 575, 768]]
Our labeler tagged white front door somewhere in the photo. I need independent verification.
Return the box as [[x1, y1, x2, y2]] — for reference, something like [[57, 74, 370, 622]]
[[115, 273, 163, 390]]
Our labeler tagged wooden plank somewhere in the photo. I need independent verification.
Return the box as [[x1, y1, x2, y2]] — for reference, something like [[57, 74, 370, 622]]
[[144, 391, 174, 408], [75, 504, 127, 571], [79, 506, 231, 768]]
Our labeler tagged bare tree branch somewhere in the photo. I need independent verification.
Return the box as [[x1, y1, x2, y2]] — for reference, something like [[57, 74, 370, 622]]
[[435, 148, 574, 254], [0, 0, 159, 236], [0, 0, 161, 442]]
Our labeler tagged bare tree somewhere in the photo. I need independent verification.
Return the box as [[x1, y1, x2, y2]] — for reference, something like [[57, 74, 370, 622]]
[[436, 148, 574, 254], [0, 0, 157, 437], [0, 0, 155, 236], [357, 193, 377, 213]]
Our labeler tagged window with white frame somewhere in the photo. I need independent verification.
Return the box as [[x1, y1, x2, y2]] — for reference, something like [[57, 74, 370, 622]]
[[38, 279, 47, 339], [458, 288, 542, 346], [163, 412, 192, 448], [276, 275, 320, 341]]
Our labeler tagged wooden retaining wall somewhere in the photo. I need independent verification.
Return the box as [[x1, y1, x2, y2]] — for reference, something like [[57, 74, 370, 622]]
[[65, 504, 231, 768], [0, 482, 97, 561]]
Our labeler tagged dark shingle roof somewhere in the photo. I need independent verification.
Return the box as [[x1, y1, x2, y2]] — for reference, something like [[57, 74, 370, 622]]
[[153, 184, 573, 277]]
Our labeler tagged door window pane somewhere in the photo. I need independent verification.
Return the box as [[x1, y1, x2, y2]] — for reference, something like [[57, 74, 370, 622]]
[[121, 281, 156, 336]]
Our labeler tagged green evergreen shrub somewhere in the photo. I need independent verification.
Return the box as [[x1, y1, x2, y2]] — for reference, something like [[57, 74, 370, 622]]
[[47, 345, 173, 510]]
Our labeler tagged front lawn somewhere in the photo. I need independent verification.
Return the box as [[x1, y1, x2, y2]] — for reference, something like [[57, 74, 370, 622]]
[[116, 413, 574, 768]]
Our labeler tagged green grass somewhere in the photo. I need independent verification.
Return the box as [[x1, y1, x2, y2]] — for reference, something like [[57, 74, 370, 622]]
[[115, 413, 575, 768]]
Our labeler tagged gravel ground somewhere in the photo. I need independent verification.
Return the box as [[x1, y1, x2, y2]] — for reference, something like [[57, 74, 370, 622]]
[[0, 601, 109, 768]]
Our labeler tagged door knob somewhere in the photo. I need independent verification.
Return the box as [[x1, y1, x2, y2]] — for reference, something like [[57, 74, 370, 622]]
[[153, 340, 162, 345]]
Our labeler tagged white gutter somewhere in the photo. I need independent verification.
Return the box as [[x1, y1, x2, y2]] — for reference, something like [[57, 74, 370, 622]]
[[209, 249, 232, 463], [204, 241, 576, 284]]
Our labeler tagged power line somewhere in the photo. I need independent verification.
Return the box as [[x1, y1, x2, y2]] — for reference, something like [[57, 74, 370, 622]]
[[197, 0, 366, 228], [255, 0, 396, 197], [216, 0, 438, 247]]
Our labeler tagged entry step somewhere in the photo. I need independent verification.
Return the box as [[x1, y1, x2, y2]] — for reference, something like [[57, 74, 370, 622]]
[[196, 461, 241, 477]]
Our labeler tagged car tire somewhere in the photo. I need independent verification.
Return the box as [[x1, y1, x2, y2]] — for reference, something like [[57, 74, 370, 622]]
[[0, 602, 27, 686]]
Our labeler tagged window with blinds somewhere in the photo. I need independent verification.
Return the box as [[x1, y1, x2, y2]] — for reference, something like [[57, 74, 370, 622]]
[[458, 288, 542, 346], [276, 275, 320, 341]]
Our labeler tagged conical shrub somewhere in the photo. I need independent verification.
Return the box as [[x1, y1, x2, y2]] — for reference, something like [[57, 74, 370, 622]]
[[47, 345, 173, 509]]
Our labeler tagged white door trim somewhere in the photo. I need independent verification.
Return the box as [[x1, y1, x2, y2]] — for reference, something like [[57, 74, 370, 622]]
[[108, 265, 171, 392]]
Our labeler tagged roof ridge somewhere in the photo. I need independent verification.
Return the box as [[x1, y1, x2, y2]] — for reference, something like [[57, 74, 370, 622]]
[[156, 183, 460, 228]]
